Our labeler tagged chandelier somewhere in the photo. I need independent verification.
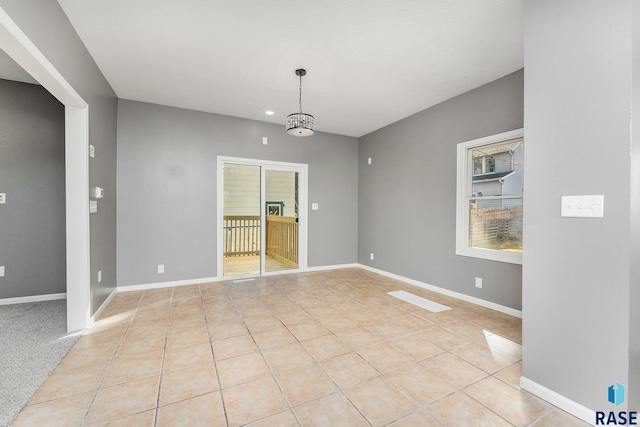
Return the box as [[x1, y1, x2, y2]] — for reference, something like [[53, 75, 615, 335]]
[[286, 69, 315, 136]]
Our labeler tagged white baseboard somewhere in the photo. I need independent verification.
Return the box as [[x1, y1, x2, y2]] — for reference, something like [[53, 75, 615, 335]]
[[118, 276, 221, 292], [306, 263, 359, 272], [520, 376, 595, 425], [89, 288, 117, 327], [356, 264, 522, 318], [0, 292, 66, 305]]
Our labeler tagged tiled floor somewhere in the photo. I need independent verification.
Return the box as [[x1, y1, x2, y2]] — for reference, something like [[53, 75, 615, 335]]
[[12, 268, 590, 426]]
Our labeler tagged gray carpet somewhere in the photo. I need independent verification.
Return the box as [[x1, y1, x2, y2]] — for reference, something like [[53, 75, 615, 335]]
[[0, 300, 80, 426]]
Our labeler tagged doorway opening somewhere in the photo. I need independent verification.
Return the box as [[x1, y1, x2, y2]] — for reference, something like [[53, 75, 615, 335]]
[[217, 157, 307, 279]]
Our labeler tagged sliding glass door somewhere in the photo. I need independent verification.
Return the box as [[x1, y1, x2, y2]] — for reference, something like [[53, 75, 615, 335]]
[[219, 158, 305, 279]]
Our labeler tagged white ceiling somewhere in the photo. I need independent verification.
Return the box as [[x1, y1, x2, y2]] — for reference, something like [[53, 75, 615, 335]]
[[56, 0, 523, 137]]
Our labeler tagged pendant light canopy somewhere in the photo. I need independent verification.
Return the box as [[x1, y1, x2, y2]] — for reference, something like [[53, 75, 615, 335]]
[[286, 69, 315, 137]]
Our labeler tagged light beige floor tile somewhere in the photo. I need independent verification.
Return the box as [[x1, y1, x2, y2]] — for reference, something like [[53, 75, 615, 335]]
[[372, 304, 409, 318], [444, 320, 493, 342], [170, 304, 204, 319], [318, 315, 359, 332], [55, 343, 116, 372], [301, 334, 351, 361], [75, 326, 127, 348], [159, 363, 218, 405], [252, 326, 297, 350], [217, 352, 271, 388], [421, 352, 487, 388], [467, 314, 516, 333], [335, 326, 382, 349], [245, 410, 298, 427], [287, 320, 331, 341], [163, 341, 214, 372], [262, 342, 315, 372], [494, 362, 522, 389], [465, 376, 548, 425], [222, 377, 289, 427], [320, 352, 379, 389], [419, 326, 470, 350], [386, 363, 457, 405], [207, 319, 248, 340], [156, 391, 226, 427], [88, 409, 155, 427], [481, 333, 523, 361], [243, 315, 283, 333], [390, 334, 444, 361], [530, 409, 592, 426], [366, 321, 412, 340], [103, 350, 163, 386], [387, 410, 442, 427], [277, 309, 312, 325], [115, 335, 165, 359], [123, 319, 169, 340], [358, 342, 415, 374], [171, 295, 202, 308], [212, 334, 258, 360], [294, 392, 369, 427], [275, 363, 338, 407], [168, 313, 206, 333], [450, 342, 516, 373], [429, 391, 511, 427], [497, 325, 522, 344], [30, 363, 106, 403], [13, 391, 95, 427], [165, 326, 210, 349], [85, 376, 160, 425], [393, 314, 436, 332], [345, 376, 417, 425]]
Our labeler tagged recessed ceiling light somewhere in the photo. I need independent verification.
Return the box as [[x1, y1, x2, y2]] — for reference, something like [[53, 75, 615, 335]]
[[264, 110, 275, 116]]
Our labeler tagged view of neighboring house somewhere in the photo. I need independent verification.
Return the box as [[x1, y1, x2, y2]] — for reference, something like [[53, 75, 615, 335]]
[[472, 139, 523, 207]]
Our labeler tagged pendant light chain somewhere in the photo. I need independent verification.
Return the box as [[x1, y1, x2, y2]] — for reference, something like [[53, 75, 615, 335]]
[[299, 74, 303, 114]]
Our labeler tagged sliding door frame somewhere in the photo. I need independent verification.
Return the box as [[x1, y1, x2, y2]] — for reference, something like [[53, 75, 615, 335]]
[[217, 156, 308, 279]]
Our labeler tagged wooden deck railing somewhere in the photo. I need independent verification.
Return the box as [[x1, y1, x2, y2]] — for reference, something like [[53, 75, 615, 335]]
[[223, 216, 260, 256], [266, 216, 299, 268]]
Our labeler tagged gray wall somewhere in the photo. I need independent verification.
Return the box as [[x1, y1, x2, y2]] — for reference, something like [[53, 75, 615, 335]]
[[117, 100, 358, 286], [0, 79, 65, 298], [0, 0, 118, 313], [523, 0, 633, 411], [358, 70, 524, 310], [631, 0, 640, 409]]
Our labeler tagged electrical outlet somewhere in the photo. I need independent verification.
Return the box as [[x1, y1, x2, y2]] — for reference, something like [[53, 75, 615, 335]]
[[262, 137, 268, 145], [89, 144, 95, 158], [475, 277, 483, 288], [0, 266, 4, 277], [0, 193, 5, 204], [98, 270, 102, 283], [370, 253, 374, 261], [368, 157, 372, 165], [158, 264, 165, 274]]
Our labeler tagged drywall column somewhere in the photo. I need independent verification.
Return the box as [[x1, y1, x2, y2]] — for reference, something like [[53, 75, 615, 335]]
[[630, 0, 640, 410], [523, 0, 633, 416]]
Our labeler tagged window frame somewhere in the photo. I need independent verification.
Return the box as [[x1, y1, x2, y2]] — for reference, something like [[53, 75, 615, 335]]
[[455, 128, 524, 265]]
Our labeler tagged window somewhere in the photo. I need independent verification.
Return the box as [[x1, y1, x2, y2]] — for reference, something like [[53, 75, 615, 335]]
[[456, 129, 524, 264], [473, 155, 496, 175]]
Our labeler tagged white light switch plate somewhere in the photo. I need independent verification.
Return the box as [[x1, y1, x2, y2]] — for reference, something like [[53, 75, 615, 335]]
[[561, 195, 604, 218], [89, 200, 98, 214]]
